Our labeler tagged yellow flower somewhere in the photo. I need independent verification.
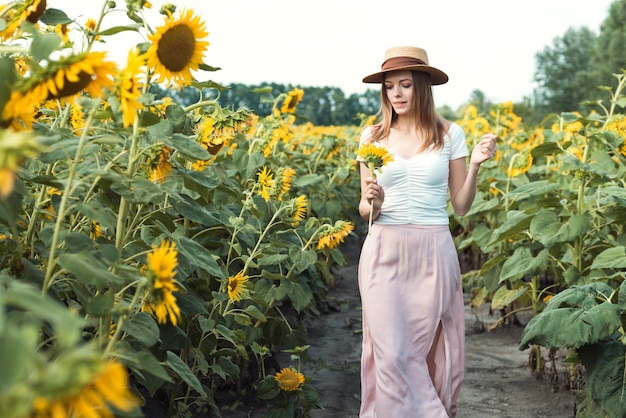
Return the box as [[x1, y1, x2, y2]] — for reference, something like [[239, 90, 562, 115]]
[[90, 221, 102, 239], [281, 88, 304, 114], [147, 240, 177, 281], [149, 146, 172, 184], [317, 220, 354, 250], [0, 128, 39, 197], [118, 47, 145, 127], [275, 367, 305, 392], [227, 270, 249, 302], [31, 360, 138, 418], [85, 18, 100, 41], [0, 0, 47, 41], [355, 143, 394, 176], [2, 52, 115, 128], [143, 278, 182, 325], [0, 168, 16, 198], [289, 195, 307, 226], [277, 167, 296, 200], [506, 150, 533, 178], [54, 23, 70, 44], [146, 8, 209, 87], [257, 166, 275, 201]]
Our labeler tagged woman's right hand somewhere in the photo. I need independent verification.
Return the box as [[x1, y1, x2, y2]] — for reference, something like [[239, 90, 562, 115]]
[[364, 177, 384, 210]]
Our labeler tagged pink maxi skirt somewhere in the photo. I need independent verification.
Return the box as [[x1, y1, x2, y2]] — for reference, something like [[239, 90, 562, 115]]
[[358, 224, 465, 418]]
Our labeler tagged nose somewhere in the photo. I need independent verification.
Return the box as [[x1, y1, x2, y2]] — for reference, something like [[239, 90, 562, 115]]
[[392, 85, 402, 96]]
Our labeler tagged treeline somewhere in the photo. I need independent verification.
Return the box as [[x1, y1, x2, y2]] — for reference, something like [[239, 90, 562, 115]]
[[152, 82, 382, 126], [154, 0, 626, 127]]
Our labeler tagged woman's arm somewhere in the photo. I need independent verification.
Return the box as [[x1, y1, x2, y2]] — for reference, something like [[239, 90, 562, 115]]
[[359, 162, 385, 221], [449, 133, 496, 216]]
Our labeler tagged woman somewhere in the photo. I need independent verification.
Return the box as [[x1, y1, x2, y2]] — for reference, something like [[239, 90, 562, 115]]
[[357, 46, 496, 418]]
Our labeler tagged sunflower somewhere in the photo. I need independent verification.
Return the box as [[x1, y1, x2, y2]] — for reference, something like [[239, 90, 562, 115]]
[[149, 146, 172, 184], [257, 166, 275, 201], [0, 128, 39, 197], [356, 142, 394, 176], [146, 239, 177, 281], [0, 0, 47, 41], [317, 220, 354, 250], [30, 360, 138, 418], [275, 367, 305, 392], [117, 48, 145, 127], [289, 195, 307, 226], [143, 278, 182, 325], [280, 88, 304, 114], [506, 150, 533, 178], [2, 52, 115, 128], [85, 17, 101, 41], [146, 8, 209, 87], [227, 270, 249, 303], [276, 167, 296, 200], [143, 241, 182, 325], [90, 221, 102, 239], [53, 23, 70, 44]]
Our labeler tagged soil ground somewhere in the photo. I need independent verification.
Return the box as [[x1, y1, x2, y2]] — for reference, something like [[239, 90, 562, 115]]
[[219, 236, 577, 418]]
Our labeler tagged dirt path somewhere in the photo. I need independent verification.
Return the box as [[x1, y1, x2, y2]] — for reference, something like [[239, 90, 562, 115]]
[[224, 241, 576, 418]]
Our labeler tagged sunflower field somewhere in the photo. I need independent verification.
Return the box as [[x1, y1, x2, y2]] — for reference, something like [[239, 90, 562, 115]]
[[1, 1, 626, 418]]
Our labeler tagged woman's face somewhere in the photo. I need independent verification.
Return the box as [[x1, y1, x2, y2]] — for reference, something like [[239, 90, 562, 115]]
[[384, 70, 414, 116]]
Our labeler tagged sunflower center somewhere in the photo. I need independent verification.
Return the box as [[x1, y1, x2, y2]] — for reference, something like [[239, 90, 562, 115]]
[[26, 0, 47, 24], [157, 24, 196, 72], [47, 71, 93, 100]]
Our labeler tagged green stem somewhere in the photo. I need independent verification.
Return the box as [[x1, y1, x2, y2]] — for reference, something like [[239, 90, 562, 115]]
[[42, 105, 98, 293]]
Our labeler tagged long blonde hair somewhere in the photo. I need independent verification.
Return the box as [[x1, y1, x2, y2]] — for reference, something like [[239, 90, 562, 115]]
[[370, 71, 447, 152]]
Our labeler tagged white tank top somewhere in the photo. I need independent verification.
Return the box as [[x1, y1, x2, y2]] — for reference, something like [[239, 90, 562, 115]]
[[358, 123, 468, 225]]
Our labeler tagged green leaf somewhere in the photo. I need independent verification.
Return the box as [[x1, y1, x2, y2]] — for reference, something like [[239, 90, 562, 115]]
[[166, 351, 208, 397], [590, 246, 626, 270], [288, 246, 317, 274], [529, 210, 590, 248], [293, 174, 326, 188], [491, 285, 529, 311], [57, 252, 123, 287], [98, 24, 142, 36], [499, 247, 549, 283], [126, 349, 172, 382], [121, 312, 160, 347], [487, 210, 533, 247], [86, 293, 114, 317], [24, 23, 61, 61], [39, 8, 72, 25], [170, 194, 220, 226], [0, 326, 37, 393], [165, 104, 187, 133], [519, 303, 621, 350], [578, 341, 626, 418], [176, 236, 224, 278], [244, 305, 266, 322], [166, 134, 210, 161]]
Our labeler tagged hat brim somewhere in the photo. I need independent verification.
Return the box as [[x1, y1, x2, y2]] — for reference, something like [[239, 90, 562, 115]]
[[362, 65, 448, 85]]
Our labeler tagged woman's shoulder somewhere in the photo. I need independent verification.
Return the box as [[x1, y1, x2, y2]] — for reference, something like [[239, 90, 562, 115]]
[[359, 125, 381, 144], [445, 121, 463, 137]]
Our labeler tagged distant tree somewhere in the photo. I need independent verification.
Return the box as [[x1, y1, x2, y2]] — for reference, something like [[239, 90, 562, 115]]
[[533, 27, 597, 114], [590, 0, 626, 102], [468, 89, 490, 114]]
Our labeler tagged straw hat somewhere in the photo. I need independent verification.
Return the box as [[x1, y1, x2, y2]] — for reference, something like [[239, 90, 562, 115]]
[[362, 46, 448, 85]]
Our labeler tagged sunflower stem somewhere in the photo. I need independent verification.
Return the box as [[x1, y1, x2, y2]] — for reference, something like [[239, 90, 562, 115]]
[[367, 163, 376, 235], [42, 104, 98, 293]]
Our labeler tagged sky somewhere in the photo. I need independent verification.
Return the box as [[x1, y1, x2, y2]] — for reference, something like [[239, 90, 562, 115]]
[[48, 0, 616, 109]]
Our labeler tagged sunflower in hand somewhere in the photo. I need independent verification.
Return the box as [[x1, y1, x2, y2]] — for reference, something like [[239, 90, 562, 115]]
[[356, 143, 393, 234]]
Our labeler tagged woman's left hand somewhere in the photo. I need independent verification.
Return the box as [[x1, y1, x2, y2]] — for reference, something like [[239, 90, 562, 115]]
[[470, 133, 497, 166]]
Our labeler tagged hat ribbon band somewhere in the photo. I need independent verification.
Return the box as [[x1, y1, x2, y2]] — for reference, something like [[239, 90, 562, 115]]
[[381, 56, 427, 71]]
